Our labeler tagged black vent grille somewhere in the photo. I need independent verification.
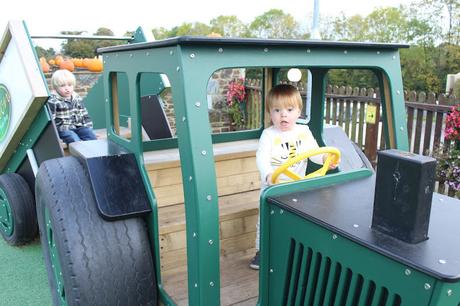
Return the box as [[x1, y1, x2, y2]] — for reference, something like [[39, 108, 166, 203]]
[[283, 239, 402, 306]]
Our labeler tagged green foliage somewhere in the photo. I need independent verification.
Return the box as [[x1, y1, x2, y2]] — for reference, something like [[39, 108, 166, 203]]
[[61, 28, 126, 58], [454, 79, 460, 97], [249, 9, 299, 39], [327, 69, 379, 88], [210, 15, 248, 37], [35, 46, 56, 59]]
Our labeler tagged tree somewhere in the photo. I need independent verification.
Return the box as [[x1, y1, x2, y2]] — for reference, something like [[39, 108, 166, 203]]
[[249, 9, 300, 39], [210, 15, 248, 37], [35, 46, 56, 59], [61, 28, 126, 58]]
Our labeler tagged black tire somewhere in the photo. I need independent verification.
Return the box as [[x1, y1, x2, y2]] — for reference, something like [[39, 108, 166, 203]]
[[0, 173, 37, 245], [35, 156, 157, 306]]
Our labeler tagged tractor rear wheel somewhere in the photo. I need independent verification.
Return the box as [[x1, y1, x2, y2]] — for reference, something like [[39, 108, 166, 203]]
[[35, 156, 157, 306], [0, 173, 37, 245]]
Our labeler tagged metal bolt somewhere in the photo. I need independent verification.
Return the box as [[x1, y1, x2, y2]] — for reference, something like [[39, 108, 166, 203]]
[[170, 50, 174, 55], [193, 232, 197, 237], [424, 283, 431, 290], [182, 116, 186, 122], [209, 240, 213, 245], [271, 210, 274, 215], [307, 49, 311, 53], [332, 234, 338, 240], [194, 283, 198, 288], [292, 198, 298, 202], [207, 195, 212, 201], [344, 50, 348, 54], [439, 259, 447, 264], [176, 66, 180, 71], [129, 54, 133, 57], [270, 269, 274, 273], [400, 126, 404, 131], [195, 101, 201, 107], [377, 51, 381, 54], [447, 289, 453, 296], [279, 209, 284, 214], [201, 150, 207, 155], [404, 269, 411, 276], [353, 224, 359, 228], [189, 176, 193, 181], [397, 90, 401, 95], [210, 282, 214, 287], [190, 53, 196, 58], [392, 56, 396, 60], [218, 48, 224, 53], [263, 48, 269, 52]]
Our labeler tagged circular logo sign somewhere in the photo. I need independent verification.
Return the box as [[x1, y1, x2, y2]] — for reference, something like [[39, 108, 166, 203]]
[[0, 84, 11, 142]]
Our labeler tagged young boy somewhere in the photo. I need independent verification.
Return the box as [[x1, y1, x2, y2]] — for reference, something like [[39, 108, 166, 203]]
[[250, 84, 336, 270], [47, 69, 97, 144]]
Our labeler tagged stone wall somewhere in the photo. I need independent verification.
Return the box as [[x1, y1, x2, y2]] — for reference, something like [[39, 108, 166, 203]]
[[44, 71, 101, 97]]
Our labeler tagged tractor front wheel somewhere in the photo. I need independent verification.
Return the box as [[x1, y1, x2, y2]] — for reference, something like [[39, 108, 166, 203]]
[[35, 156, 157, 305]]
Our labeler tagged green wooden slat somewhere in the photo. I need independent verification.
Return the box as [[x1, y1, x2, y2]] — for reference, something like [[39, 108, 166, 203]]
[[358, 280, 372, 306], [294, 246, 309, 306], [345, 273, 359, 306], [286, 243, 302, 305]]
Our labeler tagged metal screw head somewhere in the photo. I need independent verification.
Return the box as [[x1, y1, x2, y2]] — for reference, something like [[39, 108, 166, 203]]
[[210, 281, 214, 287], [182, 116, 186, 122], [307, 49, 311, 53], [404, 269, 411, 276], [146, 52, 150, 56], [201, 150, 207, 155], [424, 283, 431, 290], [170, 50, 174, 55], [392, 55, 396, 59], [353, 224, 359, 228], [344, 50, 348, 54], [397, 90, 401, 95], [280, 209, 284, 214], [195, 101, 201, 107], [292, 198, 298, 202], [270, 210, 274, 215], [190, 53, 196, 58], [194, 283, 198, 288], [447, 289, 453, 296], [270, 269, 274, 273], [207, 195, 212, 201], [263, 48, 269, 52], [439, 259, 447, 264], [176, 66, 180, 71], [193, 232, 197, 237], [189, 176, 193, 181], [332, 234, 338, 240], [218, 48, 223, 53], [400, 126, 404, 131], [377, 51, 381, 54], [208, 240, 213, 245]]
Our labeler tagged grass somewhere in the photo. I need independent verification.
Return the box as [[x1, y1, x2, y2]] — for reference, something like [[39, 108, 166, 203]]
[[0, 238, 52, 306]]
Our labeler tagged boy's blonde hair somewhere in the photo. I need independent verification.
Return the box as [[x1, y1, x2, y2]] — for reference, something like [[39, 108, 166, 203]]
[[51, 69, 76, 90], [266, 84, 302, 113]]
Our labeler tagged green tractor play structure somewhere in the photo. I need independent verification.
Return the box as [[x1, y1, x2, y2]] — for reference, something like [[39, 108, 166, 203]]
[[1, 20, 460, 306]]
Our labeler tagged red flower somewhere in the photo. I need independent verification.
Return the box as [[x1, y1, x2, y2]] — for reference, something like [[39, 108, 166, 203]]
[[226, 79, 246, 106], [445, 104, 460, 141]]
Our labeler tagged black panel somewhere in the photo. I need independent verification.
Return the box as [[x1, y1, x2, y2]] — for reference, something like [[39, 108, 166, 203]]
[[268, 175, 460, 281], [69, 140, 152, 220], [372, 150, 436, 243], [33, 121, 64, 165], [140, 95, 172, 140]]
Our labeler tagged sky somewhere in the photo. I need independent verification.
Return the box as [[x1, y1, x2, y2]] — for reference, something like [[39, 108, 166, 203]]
[[1, 0, 416, 50]]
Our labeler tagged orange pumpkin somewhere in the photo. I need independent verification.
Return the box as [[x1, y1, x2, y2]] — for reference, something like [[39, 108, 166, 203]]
[[59, 59, 75, 72], [82, 58, 91, 68], [86, 58, 103, 72], [55, 55, 64, 66], [40, 57, 50, 73], [48, 59, 56, 66], [73, 58, 83, 67]]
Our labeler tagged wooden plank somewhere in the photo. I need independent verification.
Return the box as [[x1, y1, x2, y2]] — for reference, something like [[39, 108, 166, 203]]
[[423, 110, 434, 155], [154, 171, 260, 207], [221, 214, 258, 240], [350, 101, 358, 142], [357, 101, 366, 147], [158, 190, 260, 234], [406, 106, 415, 149], [148, 156, 258, 187], [413, 109, 424, 154], [433, 112, 444, 148], [345, 99, 351, 136]]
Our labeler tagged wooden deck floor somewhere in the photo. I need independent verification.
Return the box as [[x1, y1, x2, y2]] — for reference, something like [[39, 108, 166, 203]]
[[162, 248, 259, 306]]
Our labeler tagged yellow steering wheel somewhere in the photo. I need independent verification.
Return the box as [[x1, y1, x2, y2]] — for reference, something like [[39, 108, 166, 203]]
[[271, 146, 341, 184]]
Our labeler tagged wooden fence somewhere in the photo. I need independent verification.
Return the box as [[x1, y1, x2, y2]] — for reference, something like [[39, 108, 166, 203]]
[[243, 80, 459, 197]]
